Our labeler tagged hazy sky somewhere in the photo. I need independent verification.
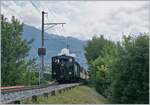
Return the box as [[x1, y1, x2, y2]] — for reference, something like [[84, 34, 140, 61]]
[[2, 1, 150, 41]]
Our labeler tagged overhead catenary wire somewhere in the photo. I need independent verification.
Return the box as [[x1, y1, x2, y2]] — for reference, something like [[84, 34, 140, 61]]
[[30, 1, 50, 27], [30, 1, 65, 35], [30, 1, 41, 13], [2, 3, 23, 22]]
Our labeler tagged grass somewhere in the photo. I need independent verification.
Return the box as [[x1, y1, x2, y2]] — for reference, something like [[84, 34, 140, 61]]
[[22, 85, 109, 104]]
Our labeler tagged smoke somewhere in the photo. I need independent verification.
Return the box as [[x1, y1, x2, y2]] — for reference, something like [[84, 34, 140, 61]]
[[58, 48, 76, 57]]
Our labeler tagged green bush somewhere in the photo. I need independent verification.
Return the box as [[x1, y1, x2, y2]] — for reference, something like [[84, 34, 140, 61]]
[[85, 33, 149, 103]]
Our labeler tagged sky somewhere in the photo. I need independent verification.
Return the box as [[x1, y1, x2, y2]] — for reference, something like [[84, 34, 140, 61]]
[[1, 1, 150, 41]]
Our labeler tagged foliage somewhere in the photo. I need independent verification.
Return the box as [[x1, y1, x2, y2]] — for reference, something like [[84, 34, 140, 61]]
[[92, 42, 117, 98], [85, 33, 149, 104], [1, 15, 38, 86], [84, 35, 114, 84], [110, 34, 149, 103], [85, 35, 109, 63]]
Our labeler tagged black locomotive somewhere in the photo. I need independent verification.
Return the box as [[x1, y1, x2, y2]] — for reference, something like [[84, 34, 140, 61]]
[[52, 55, 88, 83]]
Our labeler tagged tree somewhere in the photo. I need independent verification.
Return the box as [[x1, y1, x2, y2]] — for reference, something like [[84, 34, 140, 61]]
[[84, 35, 113, 83], [85, 33, 149, 104], [91, 41, 117, 97], [110, 34, 149, 103], [1, 15, 37, 86], [85, 35, 107, 63]]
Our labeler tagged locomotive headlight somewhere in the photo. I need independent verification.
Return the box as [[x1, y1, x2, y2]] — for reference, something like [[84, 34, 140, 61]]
[[54, 59, 57, 62], [54, 59, 59, 63], [69, 72, 72, 75], [57, 59, 60, 63], [69, 58, 72, 62]]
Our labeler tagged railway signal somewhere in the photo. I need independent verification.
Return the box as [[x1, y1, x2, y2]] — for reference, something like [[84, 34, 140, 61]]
[[38, 11, 66, 85], [38, 48, 46, 56]]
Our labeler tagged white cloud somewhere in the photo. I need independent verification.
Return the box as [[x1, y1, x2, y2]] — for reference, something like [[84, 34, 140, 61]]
[[2, 1, 150, 41]]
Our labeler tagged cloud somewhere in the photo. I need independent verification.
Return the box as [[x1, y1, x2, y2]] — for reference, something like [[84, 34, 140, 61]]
[[2, 1, 150, 41]]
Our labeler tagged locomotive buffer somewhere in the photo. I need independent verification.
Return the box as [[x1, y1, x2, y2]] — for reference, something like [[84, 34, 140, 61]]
[[38, 11, 66, 85]]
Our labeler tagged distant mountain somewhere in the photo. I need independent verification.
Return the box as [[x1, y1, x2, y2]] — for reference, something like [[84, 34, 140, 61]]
[[22, 24, 88, 69]]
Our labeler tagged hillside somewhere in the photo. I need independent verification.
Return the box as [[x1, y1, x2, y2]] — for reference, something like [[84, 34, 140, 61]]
[[22, 86, 109, 104], [22, 24, 88, 68]]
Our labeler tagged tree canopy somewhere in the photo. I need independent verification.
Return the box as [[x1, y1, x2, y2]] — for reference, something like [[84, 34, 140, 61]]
[[85, 33, 149, 104], [1, 15, 38, 86]]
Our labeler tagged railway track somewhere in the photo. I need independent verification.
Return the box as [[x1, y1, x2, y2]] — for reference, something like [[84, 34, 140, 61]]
[[1, 82, 81, 104], [1, 81, 58, 93]]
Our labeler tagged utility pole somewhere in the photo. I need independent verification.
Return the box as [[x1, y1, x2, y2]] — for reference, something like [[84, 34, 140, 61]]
[[41, 11, 46, 84], [42, 11, 45, 47], [38, 11, 66, 85]]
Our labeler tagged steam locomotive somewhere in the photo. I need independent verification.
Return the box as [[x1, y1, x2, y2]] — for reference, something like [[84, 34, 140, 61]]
[[52, 55, 89, 83]]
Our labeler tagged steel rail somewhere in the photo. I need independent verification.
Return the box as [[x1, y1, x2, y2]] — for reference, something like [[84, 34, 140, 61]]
[[1, 82, 58, 93]]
